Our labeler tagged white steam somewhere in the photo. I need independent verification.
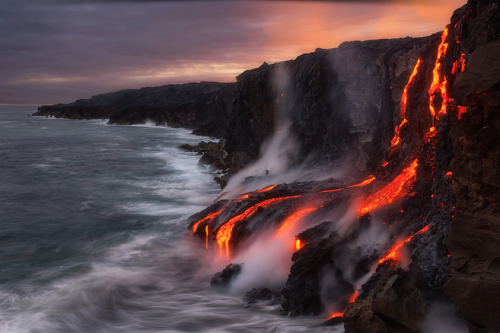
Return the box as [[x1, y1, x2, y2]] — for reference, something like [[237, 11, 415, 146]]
[[219, 64, 348, 201], [421, 303, 469, 333]]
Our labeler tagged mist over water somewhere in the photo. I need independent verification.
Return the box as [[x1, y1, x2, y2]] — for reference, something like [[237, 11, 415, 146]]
[[0, 107, 341, 333]]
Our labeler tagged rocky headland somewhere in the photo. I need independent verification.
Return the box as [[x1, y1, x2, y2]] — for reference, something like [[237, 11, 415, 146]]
[[33, 0, 500, 331]]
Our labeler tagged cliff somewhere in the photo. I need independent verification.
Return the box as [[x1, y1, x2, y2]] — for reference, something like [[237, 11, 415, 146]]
[[33, 1, 500, 331]]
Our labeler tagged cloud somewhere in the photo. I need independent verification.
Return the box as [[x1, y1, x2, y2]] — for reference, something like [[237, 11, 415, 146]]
[[0, 0, 466, 104]]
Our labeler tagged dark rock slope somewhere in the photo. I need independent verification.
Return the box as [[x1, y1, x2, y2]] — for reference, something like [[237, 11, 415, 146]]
[[444, 1, 500, 332]]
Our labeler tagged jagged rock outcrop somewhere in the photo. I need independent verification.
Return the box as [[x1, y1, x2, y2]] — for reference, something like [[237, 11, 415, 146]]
[[444, 1, 500, 332], [210, 263, 242, 288], [35, 82, 235, 137], [344, 270, 429, 333]]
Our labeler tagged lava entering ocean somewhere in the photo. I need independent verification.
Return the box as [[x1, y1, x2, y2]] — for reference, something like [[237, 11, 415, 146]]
[[216, 195, 301, 258]]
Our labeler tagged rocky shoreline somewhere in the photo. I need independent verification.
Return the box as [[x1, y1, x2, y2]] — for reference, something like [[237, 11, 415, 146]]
[[33, 0, 500, 331]]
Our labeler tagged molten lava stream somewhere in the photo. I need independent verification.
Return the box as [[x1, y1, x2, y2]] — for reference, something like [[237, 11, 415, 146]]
[[358, 159, 418, 217], [276, 207, 318, 235], [256, 184, 277, 193], [205, 225, 209, 249], [429, 26, 450, 120], [216, 195, 301, 259], [378, 224, 430, 264], [327, 291, 359, 319], [390, 58, 422, 148], [192, 210, 224, 233], [320, 175, 376, 193]]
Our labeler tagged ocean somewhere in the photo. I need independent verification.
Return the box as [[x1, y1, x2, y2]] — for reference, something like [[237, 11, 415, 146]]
[[0, 106, 340, 333]]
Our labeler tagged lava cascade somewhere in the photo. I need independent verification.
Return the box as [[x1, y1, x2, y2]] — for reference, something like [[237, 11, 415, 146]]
[[328, 291, 359, 319], [192, 210, 224, 233], [429, 27, 450, 119], [358, 159, 418, 216], [216, 195, 301, 258], [320, 175, 376, 193], [277, 207, 318, 235], [378, 224, 430, 264], [390, 58, 422, 147]]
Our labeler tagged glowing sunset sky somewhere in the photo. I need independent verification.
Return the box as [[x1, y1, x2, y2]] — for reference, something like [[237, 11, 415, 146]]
[[1, 0, 466, 105]]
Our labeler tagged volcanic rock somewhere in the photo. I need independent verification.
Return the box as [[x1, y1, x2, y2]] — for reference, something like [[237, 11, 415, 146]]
[[210, 263, 243, 289], [242, 288, 281, 305], [281, 232, 355, 316], [344, 297, 412, 333], [444, 1, 500, 331], [371, 270, 430, 331]]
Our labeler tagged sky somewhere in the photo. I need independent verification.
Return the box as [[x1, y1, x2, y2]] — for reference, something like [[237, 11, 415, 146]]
[[1, 0, 466, 105]]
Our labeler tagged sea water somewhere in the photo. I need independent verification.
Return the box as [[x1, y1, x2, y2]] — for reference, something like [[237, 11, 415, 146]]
[[0, 106, 341, 333]]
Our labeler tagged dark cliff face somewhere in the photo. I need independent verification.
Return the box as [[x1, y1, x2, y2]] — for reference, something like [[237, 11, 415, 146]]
[[224, 37, 437, 169], [35, 82, 236, 137], [34, 37, 437, 171], [443, 1, 500, 332]]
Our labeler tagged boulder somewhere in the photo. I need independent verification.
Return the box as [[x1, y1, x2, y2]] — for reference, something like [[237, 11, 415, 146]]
[[243, 288, 281, 305], [210, 263, 242, 288]]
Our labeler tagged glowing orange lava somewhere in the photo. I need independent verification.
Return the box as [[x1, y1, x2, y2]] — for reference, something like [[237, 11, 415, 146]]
[[295, 239, 302, 251], [205, 225, 209, 250], [378, 224, 430, 264], [216, 195, 301, 258], [460, 52, 466, 71], [192, 210, 224, 233], [458, 106, 466, 119], [390, 58, 422, 147], [277, 207, 318, 234], [256, 185, 277, 193], [358, 159, 418, 216], [320, 175, 376, 193], [327, 291, 359, 319], [382, 161, 388, 167], [429, 27, 450, 119]]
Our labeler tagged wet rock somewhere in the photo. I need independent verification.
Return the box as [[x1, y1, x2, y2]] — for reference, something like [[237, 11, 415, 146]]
[[322, 316, 344, 326], [295, 221, 334, 244], [371, 270, 429, 331], [281, 233, 355, 316], [344, 297, 412, 333], [243, 288, 281, 305], [210, 263, 243, 288], [444, 213, 500, 333], [176, 144, 194, 152]]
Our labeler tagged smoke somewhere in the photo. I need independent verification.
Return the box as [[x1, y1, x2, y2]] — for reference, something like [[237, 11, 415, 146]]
[[421, 303, 469, 333]]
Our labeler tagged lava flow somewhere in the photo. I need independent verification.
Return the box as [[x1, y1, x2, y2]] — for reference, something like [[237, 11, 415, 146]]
[[277, 207, 318, 235], [205, 225, 209, 249], [192, 210, 224, 233], [320, 175, 376, 193], [295, 239, 302, 251], [391, 58, 422, 147], [378, 224, 430, 264], [216, 195, 300, 258], [256, 184, 277, 193], [429, 26, 450, 119], [327, 291, 359, 320], [358, 159, 418, 216]]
